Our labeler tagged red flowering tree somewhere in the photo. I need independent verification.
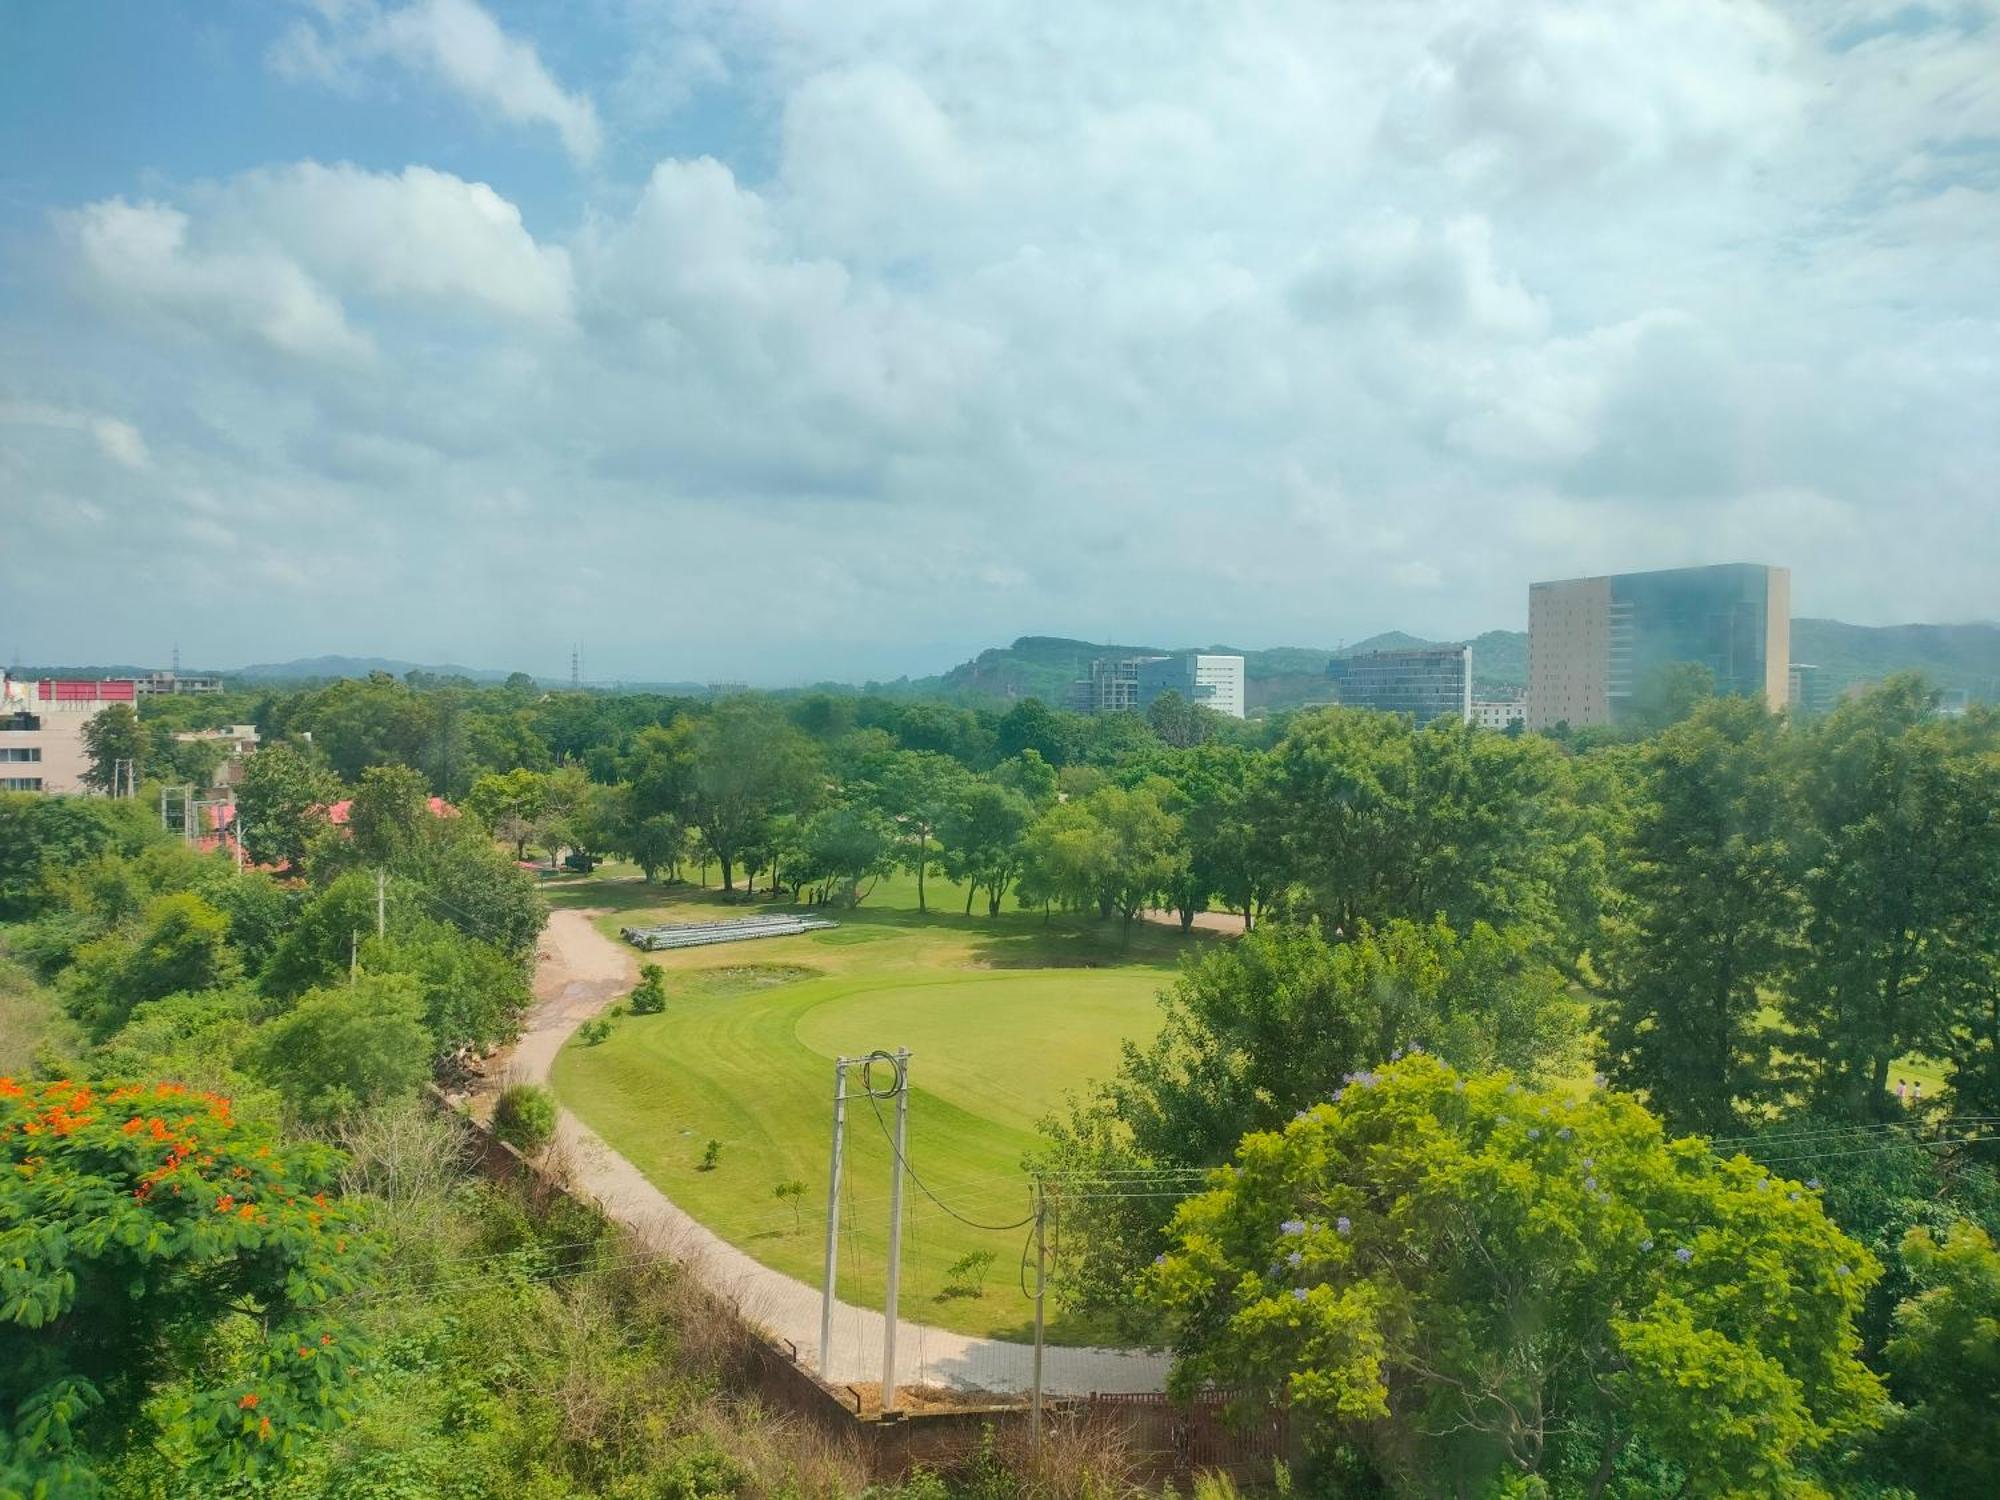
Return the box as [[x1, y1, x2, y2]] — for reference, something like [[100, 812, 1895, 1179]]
[[0, 1077, 377, 1488]]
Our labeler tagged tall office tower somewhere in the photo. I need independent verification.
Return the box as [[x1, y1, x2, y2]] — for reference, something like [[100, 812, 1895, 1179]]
[[1528, 564, 1790, 730]]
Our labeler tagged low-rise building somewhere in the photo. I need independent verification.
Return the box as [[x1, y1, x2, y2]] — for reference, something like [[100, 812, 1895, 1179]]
[[172, 724, 261, 787], [1470, 697, 1526, 731], [1327, 645, 1472, 726], [0, 676, 129, 793]]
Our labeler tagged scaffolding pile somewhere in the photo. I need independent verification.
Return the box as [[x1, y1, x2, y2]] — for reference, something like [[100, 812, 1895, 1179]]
[[619, 912, 839, 951]]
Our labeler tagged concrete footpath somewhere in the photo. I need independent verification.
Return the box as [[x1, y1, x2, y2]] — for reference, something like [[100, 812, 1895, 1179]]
[[513, 907, 1170, 1397]]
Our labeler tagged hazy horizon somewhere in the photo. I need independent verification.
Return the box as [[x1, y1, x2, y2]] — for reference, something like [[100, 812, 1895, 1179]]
[[5, 2, 1996, 683]]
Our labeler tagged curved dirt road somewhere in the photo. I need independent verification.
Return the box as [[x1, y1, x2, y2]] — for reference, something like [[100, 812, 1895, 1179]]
[[518, 907, 1170, 1396]]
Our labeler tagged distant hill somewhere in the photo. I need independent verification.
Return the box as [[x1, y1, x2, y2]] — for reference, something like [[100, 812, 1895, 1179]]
[[1792, 619, 2000, 700], [899, 632, 1523, 711], [897, 619, 1997, 713], [233, 655, 521, 684]]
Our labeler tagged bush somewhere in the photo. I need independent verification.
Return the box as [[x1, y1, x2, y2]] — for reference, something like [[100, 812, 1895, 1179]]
[[578, 1017, 613, 1046], [629, 963, 667, 1015], [493, 1084, 557, 1154], [699, 1139, 721, 1171]]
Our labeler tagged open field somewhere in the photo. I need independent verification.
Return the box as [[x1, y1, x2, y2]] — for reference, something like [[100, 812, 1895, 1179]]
[[548, 868, 1209, 1342]]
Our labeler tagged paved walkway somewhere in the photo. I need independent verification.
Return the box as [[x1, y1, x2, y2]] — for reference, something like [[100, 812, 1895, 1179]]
[[517, 907, 1171, 1397]]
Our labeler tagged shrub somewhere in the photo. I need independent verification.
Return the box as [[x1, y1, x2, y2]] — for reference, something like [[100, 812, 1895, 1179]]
[[699, 1139, 722, 1171], [629, 963, 667, 1015], [577, 1017, 613, 1046], [492, 1084, 557, 1154]]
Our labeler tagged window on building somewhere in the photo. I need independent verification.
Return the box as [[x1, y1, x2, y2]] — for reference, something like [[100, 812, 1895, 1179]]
[[1, 777, 44, 791], [1, 747, 43, 762]]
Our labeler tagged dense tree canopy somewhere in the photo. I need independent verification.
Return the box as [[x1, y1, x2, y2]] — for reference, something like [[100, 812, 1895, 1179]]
[[1149, 1057, 1885, 1498]]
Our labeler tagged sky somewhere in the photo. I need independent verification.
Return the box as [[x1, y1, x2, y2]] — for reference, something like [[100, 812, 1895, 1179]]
[[1, 0, 1996, 684]]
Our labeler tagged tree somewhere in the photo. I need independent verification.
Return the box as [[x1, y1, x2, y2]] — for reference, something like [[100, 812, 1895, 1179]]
[[1038, 919, 1586, 1319], [869, 750, 972, 912], [995, 698, 1073, 766], [0, 1078, 375, 1489], [1784, 678, 1994, 1117], [80, 703, 149, 794], [1015, 798, 1117, 921], [684, 704, 820, 891], [247, 973, 433, 1122], [371, 919, 532, 1056], [1600, 697, 1798, 1134], [1087, 780, 1182, 936], [63, 890, 242, 1039], [1882, 1220, 2000, 1498], [154, 733, 227, 791], [345, 763, 434, 869], [1147, 1056, 1885, 1497], [1147, 689, 1222, 749], [792, 800, 895, 905], [464, 768, 549, 860], [235, 744, 338, 871], [940, 780, 1033, 915], [623, 811, 687, 884], [1261, 709, 1573, 950]]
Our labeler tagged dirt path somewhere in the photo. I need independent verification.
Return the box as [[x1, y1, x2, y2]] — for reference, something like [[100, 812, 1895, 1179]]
[[516, 907, 1170, 1397]]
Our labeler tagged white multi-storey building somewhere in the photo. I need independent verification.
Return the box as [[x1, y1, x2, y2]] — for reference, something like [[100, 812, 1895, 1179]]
[[1136, 653, 1246, 719]]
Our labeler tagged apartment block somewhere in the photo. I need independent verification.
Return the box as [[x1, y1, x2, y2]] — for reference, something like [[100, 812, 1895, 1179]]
[[1527, 564, 1790, 730], [1326, 645, 1472, 726]]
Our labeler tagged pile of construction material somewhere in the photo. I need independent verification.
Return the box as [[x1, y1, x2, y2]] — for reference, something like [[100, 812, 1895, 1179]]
[[619, 912, 839, 951]]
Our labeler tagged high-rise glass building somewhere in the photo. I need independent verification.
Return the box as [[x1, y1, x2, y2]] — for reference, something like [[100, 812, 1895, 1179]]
[[1528, 563, 1790, 729], [1325, 645, 1472, 726]]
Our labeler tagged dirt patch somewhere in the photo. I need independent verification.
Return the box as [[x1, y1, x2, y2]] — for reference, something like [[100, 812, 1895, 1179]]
[[674, 964, 819, 1000], [839, 1382, 1024, 1419]]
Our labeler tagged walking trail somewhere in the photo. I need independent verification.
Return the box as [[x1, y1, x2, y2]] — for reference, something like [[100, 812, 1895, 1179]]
[[515, 907, 1171, 1397]]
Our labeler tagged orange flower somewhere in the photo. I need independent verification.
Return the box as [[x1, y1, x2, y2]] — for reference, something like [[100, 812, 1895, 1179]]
[[257, 1416, 273, 1441], [215, 1194, 235, 1212], [298, 1346, 311, 1359], [320, 1332, 333, 1345], [239, 1393, 259, 1410], [122, 1117, 144, 1135]]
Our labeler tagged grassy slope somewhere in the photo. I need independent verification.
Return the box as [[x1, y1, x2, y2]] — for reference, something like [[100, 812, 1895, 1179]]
[[0, 941, 75, 1076], [547, 868, 1202, 1343]]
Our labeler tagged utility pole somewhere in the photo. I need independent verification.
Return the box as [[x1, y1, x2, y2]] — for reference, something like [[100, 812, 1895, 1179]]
[[234, 819, 245, 873], [819, 1057, 850, 1379], [879, 1048, 911, 1417], [1031, 1174, 1048, 1448], [349, 929, 359, 983], [376, 868, 387, 939]]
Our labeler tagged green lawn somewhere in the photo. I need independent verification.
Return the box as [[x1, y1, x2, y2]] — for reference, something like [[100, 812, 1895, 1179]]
[[548, 868, 1203, 1342]]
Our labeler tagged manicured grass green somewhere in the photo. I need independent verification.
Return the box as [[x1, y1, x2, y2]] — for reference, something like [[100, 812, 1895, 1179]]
[[549, 868, 1202, 1342]]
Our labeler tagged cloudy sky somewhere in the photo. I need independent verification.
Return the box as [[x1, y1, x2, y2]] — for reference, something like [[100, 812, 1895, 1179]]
[[2, 1, 1995, 683]]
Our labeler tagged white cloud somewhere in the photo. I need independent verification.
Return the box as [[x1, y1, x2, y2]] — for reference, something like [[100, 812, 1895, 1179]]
[[0, 401, 151, 469], [15, 0, 2000, 674], [274, 0, 602, 164], [219, 163, 574, 326], [63, 198, 373, 363]]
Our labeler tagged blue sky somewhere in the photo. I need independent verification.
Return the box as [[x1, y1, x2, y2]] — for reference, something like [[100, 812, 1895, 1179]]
[[2, 1, 1996, 682]]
